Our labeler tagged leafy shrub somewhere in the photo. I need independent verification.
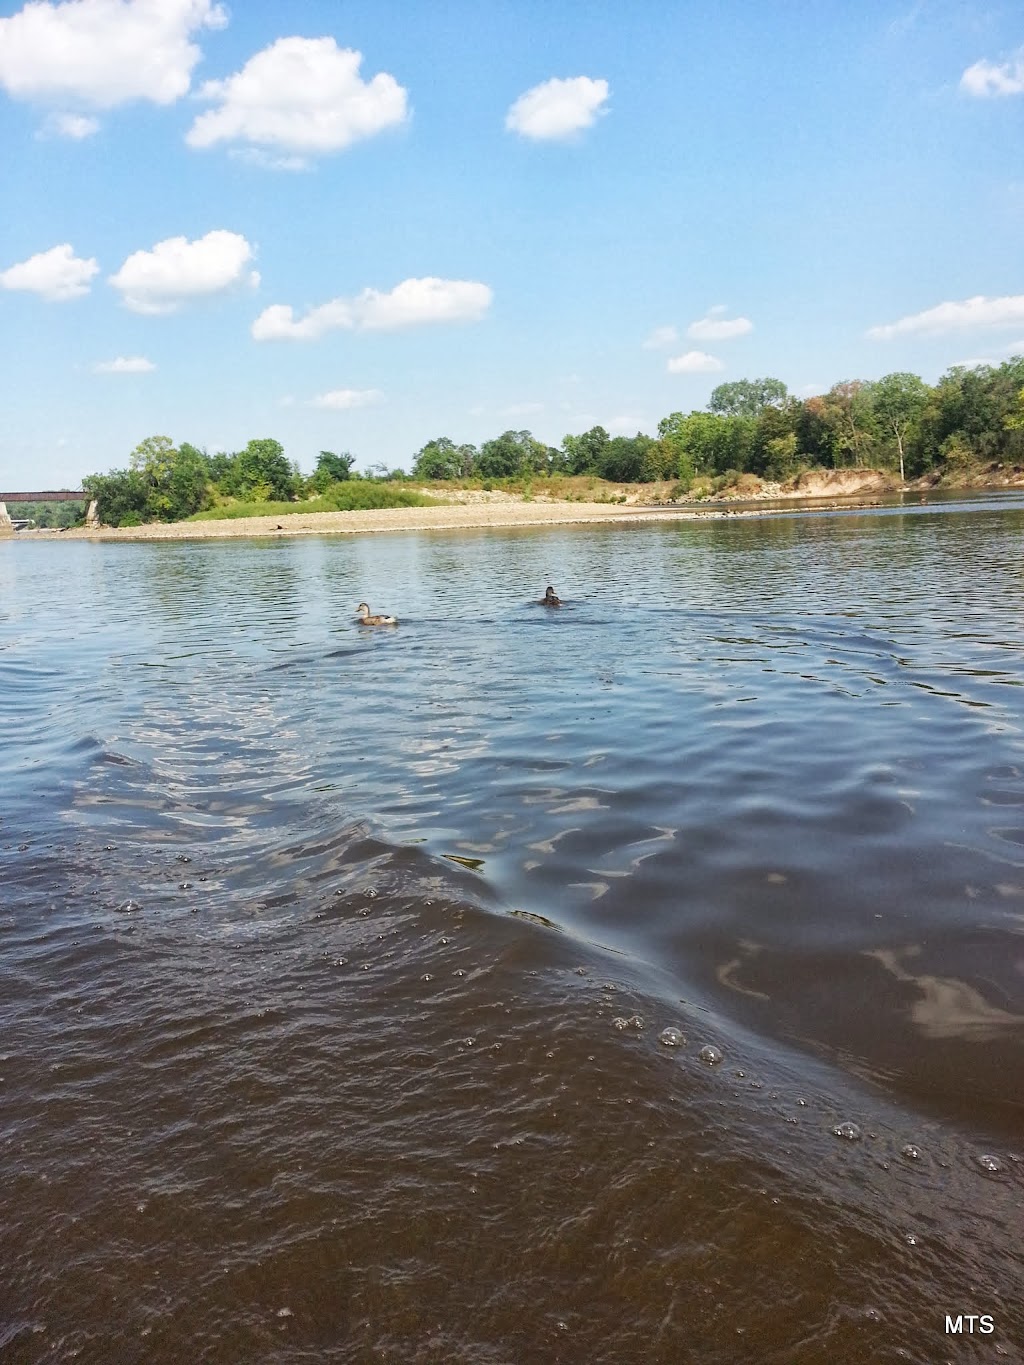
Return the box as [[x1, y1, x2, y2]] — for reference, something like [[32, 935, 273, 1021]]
[[189, 481, 435, 520], [320, 481, 432, 511]]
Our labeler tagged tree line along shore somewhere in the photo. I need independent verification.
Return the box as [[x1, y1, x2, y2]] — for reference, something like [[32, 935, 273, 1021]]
[[21, 361, 1024, 529]]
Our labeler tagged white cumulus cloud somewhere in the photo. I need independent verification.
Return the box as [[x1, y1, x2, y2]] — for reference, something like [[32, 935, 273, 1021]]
[[642, 325, 678, 350], [186, 36, 408, 160], [109, 229, 257, 314], [505, 76, 609, 140], [252, 277, 493, 340], [867, 294, 1024, 340], [0, 0, 226, 109], [960, 51, 1024, 97], [310, 388, 382, 410], [687, 310, 753, 340], [0, 242, 98, 300], [93, 355, 156, 373], [667, 350, 724, 374]]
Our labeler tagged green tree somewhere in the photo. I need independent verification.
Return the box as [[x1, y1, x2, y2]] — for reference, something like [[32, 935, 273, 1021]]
[[308, 450, 356, 492], [821, 381, 877, 467], [207, 451, 234, 487], [231, 438, 295, 501], [16, 499, 85, 528], [561, 426, 610, 475], [105, 435, 212, 521], [709, 377, 788, 418], [750, 404, 799, 478], [318, 450, 355, 482], [914, 359, 1024, 471], [871, 372, 930, 481], [597, 433, 657, 482], [658, 411, 756, 479], [412, 436, 477, 480], [166, 442, 212, 519], [476, 430, 551, 479], [130, 434, 177, 482], [82, 468, 151, 526], [794, 397, 839, 468]]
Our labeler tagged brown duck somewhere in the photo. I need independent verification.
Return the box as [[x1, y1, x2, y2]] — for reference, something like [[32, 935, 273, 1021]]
[[356, 602, 398, 626]]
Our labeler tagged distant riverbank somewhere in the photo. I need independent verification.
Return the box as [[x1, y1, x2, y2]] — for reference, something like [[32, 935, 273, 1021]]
[[50, 492, 898, 542], [17, 461, 1024, 542]]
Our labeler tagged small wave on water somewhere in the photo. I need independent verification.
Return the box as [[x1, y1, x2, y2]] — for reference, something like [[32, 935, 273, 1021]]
[[2, 505, 1023, 1361]]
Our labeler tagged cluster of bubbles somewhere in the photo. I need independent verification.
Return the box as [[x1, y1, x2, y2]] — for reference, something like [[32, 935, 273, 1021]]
[[611, 1017, 725, 1065], [608, 1000, 1010, 1174]]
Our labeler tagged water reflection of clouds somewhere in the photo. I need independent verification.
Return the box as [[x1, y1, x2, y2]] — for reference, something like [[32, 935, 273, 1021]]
[[871, 947, 1024, 1041]]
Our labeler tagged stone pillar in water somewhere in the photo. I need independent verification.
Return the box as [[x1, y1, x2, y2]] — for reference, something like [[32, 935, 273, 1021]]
[[85, 500, 100, 529], [0, 502, 12, 536]]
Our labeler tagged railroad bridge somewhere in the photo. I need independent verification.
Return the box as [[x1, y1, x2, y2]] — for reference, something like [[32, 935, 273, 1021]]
[[0, 490, 99, 534]]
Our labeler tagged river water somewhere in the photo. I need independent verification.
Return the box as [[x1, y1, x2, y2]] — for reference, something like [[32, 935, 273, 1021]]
[[2, 498, 1023, 1363]]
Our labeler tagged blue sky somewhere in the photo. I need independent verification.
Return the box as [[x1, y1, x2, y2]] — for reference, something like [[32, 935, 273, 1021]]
[[1, 0, 1022, 487]]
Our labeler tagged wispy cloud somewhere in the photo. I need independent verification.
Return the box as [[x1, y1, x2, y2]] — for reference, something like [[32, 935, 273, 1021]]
[[253, 277, 493, 340], [310, 388, 382, 409], [93, 355, 156, 374], [686, 308, 753, 341], [505, 76, 609, 140], [867, 293, 1024, 339], [43, 112, 100, 140], [642, 325, 678, 350], [667, 350, 724, 373], [888, 1, 926, 37]]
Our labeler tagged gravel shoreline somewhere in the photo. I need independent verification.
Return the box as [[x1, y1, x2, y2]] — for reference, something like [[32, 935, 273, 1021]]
[[55, 500, 722, 542]]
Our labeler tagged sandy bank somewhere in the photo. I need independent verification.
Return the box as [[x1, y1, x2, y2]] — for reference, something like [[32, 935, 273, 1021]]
[[59, 500, 713, 543]]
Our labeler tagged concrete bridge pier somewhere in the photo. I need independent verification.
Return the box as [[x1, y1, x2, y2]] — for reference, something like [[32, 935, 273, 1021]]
[[0, 491, 95, 533]]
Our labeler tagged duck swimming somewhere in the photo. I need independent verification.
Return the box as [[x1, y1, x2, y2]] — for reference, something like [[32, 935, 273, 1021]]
[[356, 602, 398, 626], [539, 585, 561, 607]]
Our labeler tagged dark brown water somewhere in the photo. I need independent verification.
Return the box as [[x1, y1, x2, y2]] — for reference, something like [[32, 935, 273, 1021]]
[[2, 500, 1024, 1363]]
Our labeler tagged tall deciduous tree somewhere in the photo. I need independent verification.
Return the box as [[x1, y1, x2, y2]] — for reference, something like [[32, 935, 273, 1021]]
[[709, 377, 788, 418], [129, 434, 178, 482], [232, 438, 295, 500], [476, 430, 551, 479], [658, 412, 755, 479], [871, 372, 929, 481], [823, 381, 877, 467], [561, 426, 610, 475]]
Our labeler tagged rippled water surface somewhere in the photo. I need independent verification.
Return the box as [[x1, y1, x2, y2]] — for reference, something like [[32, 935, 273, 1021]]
[[3, 500, 1024, 1363]]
